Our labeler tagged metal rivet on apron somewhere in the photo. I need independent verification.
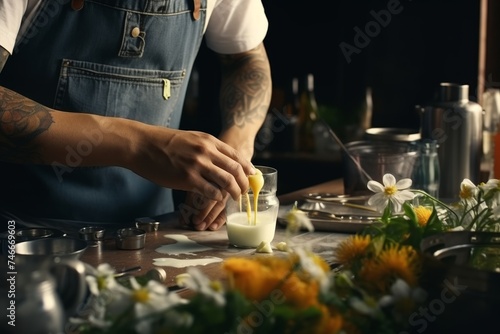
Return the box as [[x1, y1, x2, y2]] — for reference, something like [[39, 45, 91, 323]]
[[192, 0, 201, 21], [130, 27, 141, 38], [71, 0, 84, 11]]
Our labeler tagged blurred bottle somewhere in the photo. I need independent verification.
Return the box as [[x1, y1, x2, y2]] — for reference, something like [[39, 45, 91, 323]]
[[284, 77, 300, 152], [483, 88, 500, 178], [420, 83, 482, 199], [259, 77, 300, 153], [413, 140, 440, 198], [296, 73, 319, 153]]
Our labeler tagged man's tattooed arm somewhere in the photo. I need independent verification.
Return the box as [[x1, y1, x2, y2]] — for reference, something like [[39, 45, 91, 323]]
[[218, 42, 272, 131], [0, 86, 54, 163], [216, 43, 272, 159]]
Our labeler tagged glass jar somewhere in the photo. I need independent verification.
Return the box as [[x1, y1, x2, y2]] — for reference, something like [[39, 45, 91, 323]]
[[225, 166, 279, 248]]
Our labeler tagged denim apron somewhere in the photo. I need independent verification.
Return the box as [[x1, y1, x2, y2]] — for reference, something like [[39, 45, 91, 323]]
[[0, 0, 206, 226]]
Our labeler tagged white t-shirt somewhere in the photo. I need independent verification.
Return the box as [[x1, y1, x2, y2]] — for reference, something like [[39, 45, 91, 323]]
[[0, 0, 268, 55]]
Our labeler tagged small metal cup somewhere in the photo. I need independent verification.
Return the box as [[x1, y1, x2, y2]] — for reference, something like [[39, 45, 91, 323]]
[[78, 226, 105, 246], [115, 228, 146, 250], [135, 217, 160, 232]]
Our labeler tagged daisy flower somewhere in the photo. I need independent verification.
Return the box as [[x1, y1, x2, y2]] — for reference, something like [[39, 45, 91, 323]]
[[128, 277, 184, 333], [294, 247, 331, 293], [85, 263, 131, 317], [176, 267, 226, 307], [459, 178, 479, 206], [378, 278, 427, 322], [367, 173, 415, 213], [480, 178, 500, 208], [286, 202, 314, 233], [86, 263, 124, 296]]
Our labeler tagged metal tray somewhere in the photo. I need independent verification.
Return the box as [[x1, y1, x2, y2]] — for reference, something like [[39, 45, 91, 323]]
[[278, 195, 380, 233]]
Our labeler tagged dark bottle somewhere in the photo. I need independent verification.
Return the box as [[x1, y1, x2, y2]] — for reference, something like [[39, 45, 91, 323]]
[[296, 73, 320, 153]]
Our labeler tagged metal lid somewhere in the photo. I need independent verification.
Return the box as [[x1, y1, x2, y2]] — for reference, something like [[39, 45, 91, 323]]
[[364, 127, 421, 142], [146, 268, 167, 283]]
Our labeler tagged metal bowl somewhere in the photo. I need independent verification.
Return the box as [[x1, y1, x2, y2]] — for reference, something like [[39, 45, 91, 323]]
[[15, 237, 87, 267], [364, 127, 421, 143], [419, 231, 500, 333], [115, 228, 146, 250], [15, 228, 66, 241], [1, 228, 66, 255]]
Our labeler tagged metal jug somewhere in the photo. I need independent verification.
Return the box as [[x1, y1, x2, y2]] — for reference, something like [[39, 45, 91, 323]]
[[419, 82, 483, 199]]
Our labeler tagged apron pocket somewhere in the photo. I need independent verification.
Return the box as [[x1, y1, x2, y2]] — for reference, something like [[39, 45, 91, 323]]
[[54, 59, 186, 126]]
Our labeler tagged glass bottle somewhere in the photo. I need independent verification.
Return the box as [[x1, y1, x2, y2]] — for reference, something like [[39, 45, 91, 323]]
[[268, 76, 300, 153], [413, 140, 440, 198], [296, 73, 320, 153]]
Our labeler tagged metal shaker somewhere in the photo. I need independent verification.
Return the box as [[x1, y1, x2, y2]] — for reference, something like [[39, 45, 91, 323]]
[[419, 83, 483, 199]]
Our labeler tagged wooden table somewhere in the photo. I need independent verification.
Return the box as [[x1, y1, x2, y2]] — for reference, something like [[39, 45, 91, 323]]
[[80, 178, 348, 288]]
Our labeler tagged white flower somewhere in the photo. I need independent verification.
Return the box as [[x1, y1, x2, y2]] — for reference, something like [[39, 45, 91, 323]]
[[176, 267, 226, 306], [378, 279, 427, 322], [85, 263, 131, 317], [86, 263, 122, 296], [349, 295, 380, 317], [294, 247, 330, 293], [286, 204, 314, 233], [367, 173, 415, 213], [378, 279, 427, 308], [128, 277, 184, 333], [459, 178, 479, 206], [480, 179, 500, 209]]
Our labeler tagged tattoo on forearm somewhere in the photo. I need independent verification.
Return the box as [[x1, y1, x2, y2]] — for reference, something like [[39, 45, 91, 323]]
[[0, 87, 54, 163], [219, 43, 272, 129]]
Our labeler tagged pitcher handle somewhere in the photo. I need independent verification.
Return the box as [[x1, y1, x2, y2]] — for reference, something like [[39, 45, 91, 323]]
[[50, 258, 88, 318]]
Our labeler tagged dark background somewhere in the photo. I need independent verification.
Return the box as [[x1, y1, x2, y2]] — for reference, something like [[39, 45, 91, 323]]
[[179, 0, 499, 195]]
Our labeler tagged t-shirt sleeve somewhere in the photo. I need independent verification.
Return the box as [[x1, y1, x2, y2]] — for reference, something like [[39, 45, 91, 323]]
[[204, 0, 268, 55], [0, 0, 29, 54]]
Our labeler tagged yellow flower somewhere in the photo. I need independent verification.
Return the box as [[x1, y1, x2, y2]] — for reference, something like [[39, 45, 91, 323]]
[[223, 255, 329, 309], [223, 257, 289, 301], [414, 206, 432, 227], [334, 235, 372, 266], [359, 245, 420, 293]]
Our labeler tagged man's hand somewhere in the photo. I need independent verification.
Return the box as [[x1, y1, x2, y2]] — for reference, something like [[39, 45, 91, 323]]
[[179, 42, 272, 230]]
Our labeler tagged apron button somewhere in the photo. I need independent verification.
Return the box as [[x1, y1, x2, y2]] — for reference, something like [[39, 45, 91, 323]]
[[71, 0, 84, 11], [131, 27, 141, 38]]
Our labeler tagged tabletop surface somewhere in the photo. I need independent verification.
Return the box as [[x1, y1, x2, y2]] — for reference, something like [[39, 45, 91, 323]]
[[80, 212, 350, 288]]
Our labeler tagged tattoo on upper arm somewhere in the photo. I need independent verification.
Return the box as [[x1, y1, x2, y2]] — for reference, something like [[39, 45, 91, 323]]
[[219, 43, 272, 129], [0, 87, 54, 163]]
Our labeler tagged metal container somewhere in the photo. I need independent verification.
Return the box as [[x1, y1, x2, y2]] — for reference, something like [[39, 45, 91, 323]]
[[135, 217, 160, 232], [419, 83, 483, 199], [78, 226, 105, 246], [420, 232, 500, 333], [364, 127, 421, 143], [342, 140, 420, 195], [115, 228, 146, 250]]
